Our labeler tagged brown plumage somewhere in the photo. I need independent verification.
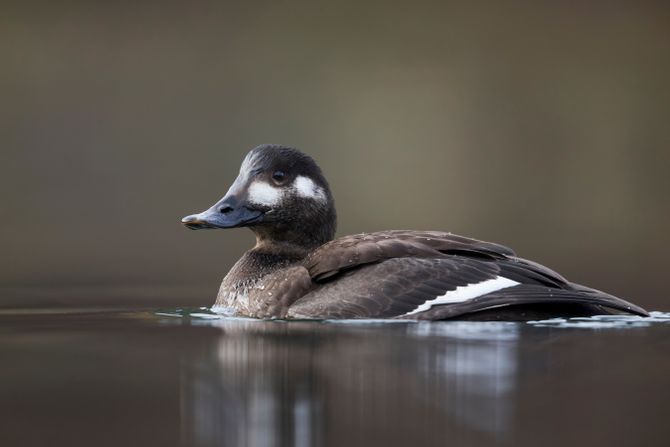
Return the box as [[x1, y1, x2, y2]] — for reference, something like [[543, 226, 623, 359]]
[[182, 145, 648, 320]]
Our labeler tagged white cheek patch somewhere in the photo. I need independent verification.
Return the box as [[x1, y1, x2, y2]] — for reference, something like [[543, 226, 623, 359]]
[[294, 175, 326, 202], [402, 276, 520, 317], [248, 181, 283, 207]]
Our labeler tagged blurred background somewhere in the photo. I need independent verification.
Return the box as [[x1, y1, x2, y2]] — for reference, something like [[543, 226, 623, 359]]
[[1, 0, 668, 309]]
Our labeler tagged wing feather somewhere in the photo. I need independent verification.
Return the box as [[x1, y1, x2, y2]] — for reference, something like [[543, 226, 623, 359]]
[[284, 230, 647, 320], [304, 230, 515, 281], [402, 284, 648, 320], [289, 257, 500, 319]]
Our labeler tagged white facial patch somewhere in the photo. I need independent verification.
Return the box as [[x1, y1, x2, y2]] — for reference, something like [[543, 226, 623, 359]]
[[293, 175, 326, 202], [402, 276, 520, 317], [248, 181, 283, 207]]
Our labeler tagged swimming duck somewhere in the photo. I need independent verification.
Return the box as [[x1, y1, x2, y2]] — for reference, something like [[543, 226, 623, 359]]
[[181, 144, 648, 320]]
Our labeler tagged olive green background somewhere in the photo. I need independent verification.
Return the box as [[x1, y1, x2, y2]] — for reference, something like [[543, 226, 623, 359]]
[[2, 1, 669, 309]]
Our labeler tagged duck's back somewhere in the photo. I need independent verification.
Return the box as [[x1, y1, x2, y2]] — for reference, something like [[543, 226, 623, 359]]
[[283, 231, 647, 320]]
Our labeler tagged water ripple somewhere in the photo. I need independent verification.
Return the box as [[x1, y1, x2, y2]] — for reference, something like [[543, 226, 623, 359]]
[[527, 311, 670, 329], [155, 308, 670, 329]]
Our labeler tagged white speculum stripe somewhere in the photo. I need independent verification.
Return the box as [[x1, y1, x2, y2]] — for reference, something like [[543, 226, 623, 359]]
[[402, 276, 520, 316]]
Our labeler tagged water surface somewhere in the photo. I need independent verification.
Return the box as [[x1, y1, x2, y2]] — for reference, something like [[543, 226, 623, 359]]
[[1, 307, 668, 447]]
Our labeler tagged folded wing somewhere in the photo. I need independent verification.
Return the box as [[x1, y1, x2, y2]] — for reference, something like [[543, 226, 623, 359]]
[[288, 231, 647, 320]]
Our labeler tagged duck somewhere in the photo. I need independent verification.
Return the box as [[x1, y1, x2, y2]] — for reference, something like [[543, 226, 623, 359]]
[[181, 144, 648, 320]]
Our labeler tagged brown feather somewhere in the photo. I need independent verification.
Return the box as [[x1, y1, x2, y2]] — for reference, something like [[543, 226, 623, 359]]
[[254, 266, 315, 319], [305, 230, 515, 281]]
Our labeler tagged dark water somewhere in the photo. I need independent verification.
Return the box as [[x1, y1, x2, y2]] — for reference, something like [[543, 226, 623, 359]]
[[1, 307, 668, 447]]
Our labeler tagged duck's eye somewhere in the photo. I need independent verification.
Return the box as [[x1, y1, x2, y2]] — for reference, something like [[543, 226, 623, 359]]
[[271, 171, 286, 183]]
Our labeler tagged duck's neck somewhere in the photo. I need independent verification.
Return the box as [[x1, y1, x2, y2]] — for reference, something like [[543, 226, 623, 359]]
[[251, 224, 334, 252], [221, 241, 311, 290], [249, 197, 337, 251]]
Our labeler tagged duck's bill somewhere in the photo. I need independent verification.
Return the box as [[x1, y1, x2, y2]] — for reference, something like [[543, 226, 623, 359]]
[[181, 208, 264, 230]]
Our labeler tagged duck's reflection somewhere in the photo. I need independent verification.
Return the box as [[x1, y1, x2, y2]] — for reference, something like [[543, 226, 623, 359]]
[[179, 319, 520, 446], [409, 322, 519, 435]]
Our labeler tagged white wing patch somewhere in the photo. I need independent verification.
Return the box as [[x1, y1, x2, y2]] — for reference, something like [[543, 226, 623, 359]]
[[294, 176, 326, 202], [248, 181, 282, 206], [402, 276, 520, 317]]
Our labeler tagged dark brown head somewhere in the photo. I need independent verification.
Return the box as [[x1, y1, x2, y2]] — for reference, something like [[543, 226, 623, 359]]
[[182, 145, 337, 249]]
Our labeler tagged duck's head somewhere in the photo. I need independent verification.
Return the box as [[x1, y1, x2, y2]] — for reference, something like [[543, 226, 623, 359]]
[[182, 145, 337, 249]]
